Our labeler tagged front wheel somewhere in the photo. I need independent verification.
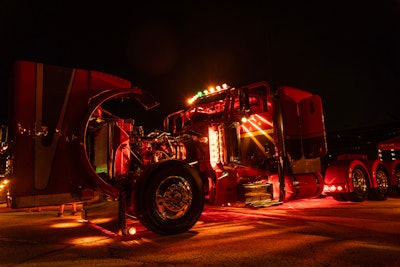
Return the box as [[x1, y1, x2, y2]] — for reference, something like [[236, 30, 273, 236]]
[[134, 160, 204, 235]]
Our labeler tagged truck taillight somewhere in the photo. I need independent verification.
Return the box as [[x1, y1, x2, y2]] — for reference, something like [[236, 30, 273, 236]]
[[323, 184, 344, 193]]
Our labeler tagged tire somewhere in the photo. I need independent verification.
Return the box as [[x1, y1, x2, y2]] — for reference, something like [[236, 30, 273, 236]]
[[368, 165, 389, 201], [393, 165, 400, 196], [347, 166, 369, 202], [331, 193, 348, 202], [134, 160, 204, 235]]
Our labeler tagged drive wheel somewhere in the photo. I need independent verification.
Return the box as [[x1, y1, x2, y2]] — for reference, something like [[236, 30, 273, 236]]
[[347, 166, 369, 202], [134, 160, 204, 235], [394, 165, 400, 196], [369, 165, 389, 201]]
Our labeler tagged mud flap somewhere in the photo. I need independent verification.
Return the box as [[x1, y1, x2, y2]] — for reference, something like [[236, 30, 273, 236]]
[[81, 194, 127, 236]]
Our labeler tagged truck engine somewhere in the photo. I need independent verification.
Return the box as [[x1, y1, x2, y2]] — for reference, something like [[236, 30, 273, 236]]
[[79, 95, 206, 235]]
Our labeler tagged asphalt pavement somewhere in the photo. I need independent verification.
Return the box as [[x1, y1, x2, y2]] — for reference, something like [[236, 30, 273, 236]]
[[1, 196, 400, 266]]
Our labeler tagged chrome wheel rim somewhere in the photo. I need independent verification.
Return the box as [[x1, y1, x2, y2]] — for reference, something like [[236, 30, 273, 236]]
[[353, 168, 367, 194], [155, 176, 193, 220]]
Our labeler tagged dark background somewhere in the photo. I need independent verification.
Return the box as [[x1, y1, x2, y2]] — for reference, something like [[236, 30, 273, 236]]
[[1, 1, 399, 133]]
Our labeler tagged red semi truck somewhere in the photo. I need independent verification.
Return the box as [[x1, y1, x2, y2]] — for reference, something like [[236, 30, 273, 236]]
[[1, 61, 399, 235]]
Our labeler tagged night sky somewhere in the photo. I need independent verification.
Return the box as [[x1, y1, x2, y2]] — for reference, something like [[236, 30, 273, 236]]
[[1, 1, 399, 133]]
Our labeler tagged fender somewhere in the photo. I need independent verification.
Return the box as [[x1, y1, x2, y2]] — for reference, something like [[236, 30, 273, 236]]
[[324, 159, 370, 193]]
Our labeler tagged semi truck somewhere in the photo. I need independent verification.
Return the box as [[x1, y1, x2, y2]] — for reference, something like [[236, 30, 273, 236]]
[[1, 60, 399, 235]]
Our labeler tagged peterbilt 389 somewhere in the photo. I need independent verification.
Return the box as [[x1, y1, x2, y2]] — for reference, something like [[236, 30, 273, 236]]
[[1, 61, 398, 235]]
